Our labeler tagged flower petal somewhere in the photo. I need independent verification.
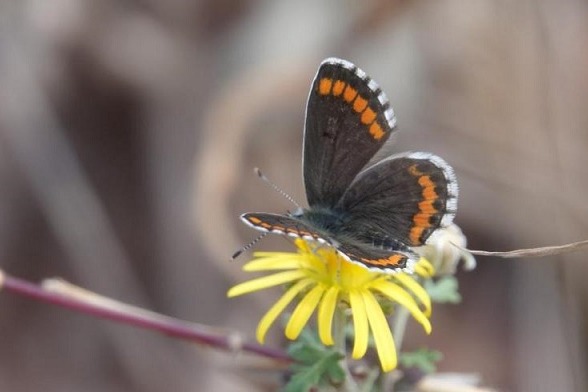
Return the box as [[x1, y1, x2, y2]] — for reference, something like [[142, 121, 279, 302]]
[[285, 284, 325, 340], [256, 278, 313, 343], [317, 286, 339, 346], [372, 280, 432, 334], [414, 258, 435, 277], [301, 253, 328, 276], [393, 273, 432, 316], [340, 259, 374, 288], [349, 290, 369, 359], [362, 291, 397, 372], [244, 255, 302, 271], [227, 270, 306, 297]]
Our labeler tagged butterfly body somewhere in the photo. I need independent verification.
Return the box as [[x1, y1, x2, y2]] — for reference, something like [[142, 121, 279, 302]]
[[293, 206, 347, 235], [241, 58, 458, 273]]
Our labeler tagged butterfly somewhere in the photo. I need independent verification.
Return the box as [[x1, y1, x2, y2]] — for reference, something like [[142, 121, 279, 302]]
[[240, 58, 458, 273]]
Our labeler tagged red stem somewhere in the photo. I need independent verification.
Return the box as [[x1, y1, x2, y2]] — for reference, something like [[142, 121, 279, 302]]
[[1, 273, 291, 363]]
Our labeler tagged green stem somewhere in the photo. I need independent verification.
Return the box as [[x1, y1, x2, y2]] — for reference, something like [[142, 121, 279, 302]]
[[333, 305, 346, 352], [391, 306, 410, 353], [381, 307, 411, 392], [392, 271, 429, 355], [334, 305, 359, 392]]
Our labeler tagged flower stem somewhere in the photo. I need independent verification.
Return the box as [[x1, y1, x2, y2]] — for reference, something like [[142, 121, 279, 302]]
[[334, 305, 359, 392], [391, 306, 410, 353], [334, 305, 347, 353], [0, 270, 291, 362]]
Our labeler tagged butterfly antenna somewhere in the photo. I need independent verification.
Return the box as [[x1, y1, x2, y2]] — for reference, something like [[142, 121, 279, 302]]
[[231, 232, 268, 260], [254, 167, 301, 209]]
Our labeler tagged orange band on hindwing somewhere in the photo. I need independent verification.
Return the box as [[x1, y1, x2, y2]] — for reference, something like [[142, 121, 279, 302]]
[[407, 164, 439, 245], [360, 254, 405, 267]]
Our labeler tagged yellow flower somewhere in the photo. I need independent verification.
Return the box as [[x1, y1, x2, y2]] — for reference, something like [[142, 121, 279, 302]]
[[227, 239, 434, 372]]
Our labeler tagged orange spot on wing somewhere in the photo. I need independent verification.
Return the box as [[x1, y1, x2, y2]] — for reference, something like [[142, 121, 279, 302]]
[[408, 164, 423, 177], [317, 77, 390, 143], [299, 230, 320, 240], [361, 254, 404, 267], [408, 172, 440, 245], [343, 85, 358, 103], [420, 176, 437, 200], [319, 78, 333, 95], [332, 80, 346, 96], [413, 213, 431, 226], [248, 217, 262, 224], [353, 96, 368, 112], [409, 227, 426, 244], [361, 107, 377, 124], [369, 122, 385, 140], [418, 199, 436, 214]]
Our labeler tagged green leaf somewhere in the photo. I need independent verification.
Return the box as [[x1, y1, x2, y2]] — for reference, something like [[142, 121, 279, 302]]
[[424, 276, 462, 304], [288, 329, 323, 363], [399, 348, 443, 374], [325, 355, 345, 384], [285, 330, 345, 392], [284, 351, 344, 392]]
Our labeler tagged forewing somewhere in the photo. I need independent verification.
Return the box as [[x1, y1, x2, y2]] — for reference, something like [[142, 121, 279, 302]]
[[303, 58, 397, 208], [240, 213, 330, 243], [336, 152, 458, 247]]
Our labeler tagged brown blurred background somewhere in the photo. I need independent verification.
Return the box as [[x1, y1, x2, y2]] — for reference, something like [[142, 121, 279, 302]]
[[0, 0, 587, 391]]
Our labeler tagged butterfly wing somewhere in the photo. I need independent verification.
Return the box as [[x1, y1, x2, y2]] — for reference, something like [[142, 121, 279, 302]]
[[303, 58, 398, 208], [241, 213, 330, 243], [242, 212, 418, 272], [336, 239, 420, 273], [240, 59, 457, 274], [336, 152, 458, 247]]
